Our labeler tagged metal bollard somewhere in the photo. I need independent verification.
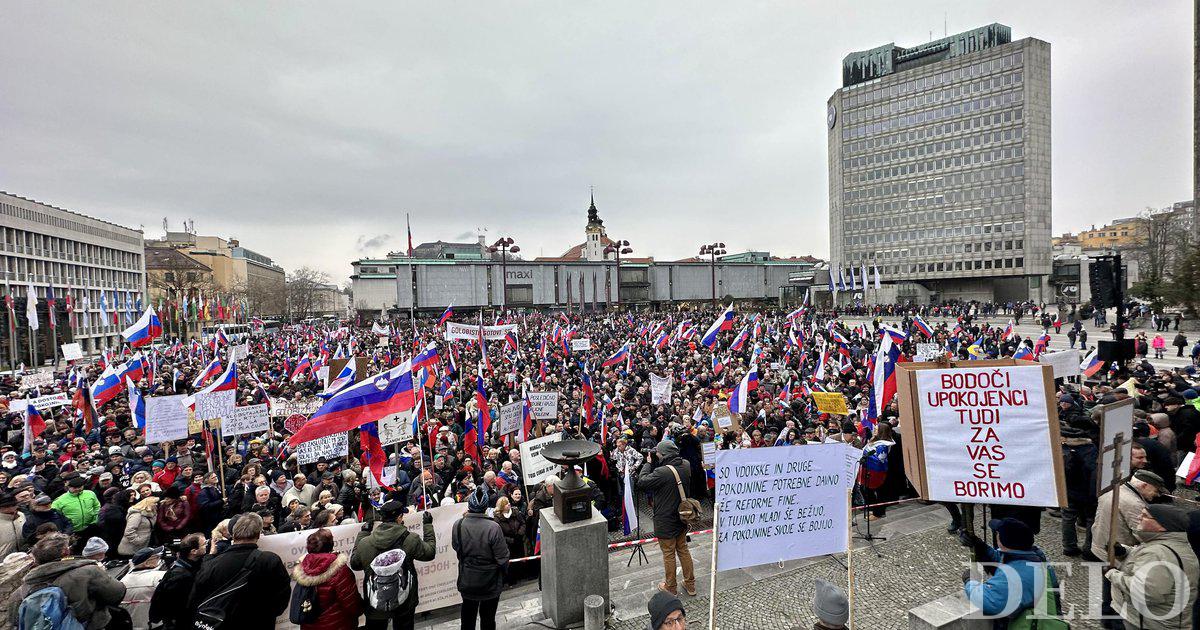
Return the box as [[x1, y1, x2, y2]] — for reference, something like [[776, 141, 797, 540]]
[[583, 594, 606, 630]]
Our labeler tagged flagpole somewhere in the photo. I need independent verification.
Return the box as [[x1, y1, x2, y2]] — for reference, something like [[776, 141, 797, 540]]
[[3, 279, 14, 373], [707, 501, 719, 630], [50, 293, 59, 369]]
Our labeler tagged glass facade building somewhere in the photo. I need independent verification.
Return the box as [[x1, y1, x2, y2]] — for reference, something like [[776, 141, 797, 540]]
[[827, 24, 1051, 303]]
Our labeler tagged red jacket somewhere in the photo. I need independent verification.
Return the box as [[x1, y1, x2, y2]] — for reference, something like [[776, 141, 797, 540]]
[[291, 552, 362, 630]]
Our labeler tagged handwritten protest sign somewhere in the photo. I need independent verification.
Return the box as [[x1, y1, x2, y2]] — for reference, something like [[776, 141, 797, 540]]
[[296, 432, 349, 465], [528, 392, 558, 420], [910, 364, 1065, 507], [263, 503, 467, 627], [270, 399, 323, 417], [194, 389, 236, 422], [20, 370, 54, 391], [1039, 349, 1081, 379], [650, 374, 673, 405], [714, 444, 855, 571], [378, 409, 414, 447], [811, 392, 848, 415], [9, 393, 69, 412], [223, 404, 270, 438], [519, 433, 563, 491], [145, 395, 190, 444], [228, 343, 250, 362], [571, 338, 592, 352], [499, 401, 522, 435], [60, 343, 83, 361], [914, 343, 943, 362]]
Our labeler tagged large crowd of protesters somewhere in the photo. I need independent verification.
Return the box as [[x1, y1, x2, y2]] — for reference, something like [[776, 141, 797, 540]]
[[2, 298, 1200, 629]]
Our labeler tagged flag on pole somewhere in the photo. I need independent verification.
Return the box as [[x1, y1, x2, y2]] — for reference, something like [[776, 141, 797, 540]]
[[25, 284, 38, 331], [126, 376, 146, 433], [121, 308, 163, 347], [728, 364, 759, 414], [621, 463, 639, 535]]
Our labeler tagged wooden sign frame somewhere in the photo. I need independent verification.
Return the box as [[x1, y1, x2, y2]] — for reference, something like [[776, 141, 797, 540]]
[[895, 358, 1068, 508]]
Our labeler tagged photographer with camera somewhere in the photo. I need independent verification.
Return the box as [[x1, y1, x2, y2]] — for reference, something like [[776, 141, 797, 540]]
[[635, 439, 699, 597], [350, 500, 436, 630]]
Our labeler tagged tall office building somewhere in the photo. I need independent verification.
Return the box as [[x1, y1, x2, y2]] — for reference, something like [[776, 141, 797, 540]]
[[827, 24, 1051, 303]]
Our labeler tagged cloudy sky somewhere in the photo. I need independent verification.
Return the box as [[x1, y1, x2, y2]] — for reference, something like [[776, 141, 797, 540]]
[[0, 2, 1191, 282]]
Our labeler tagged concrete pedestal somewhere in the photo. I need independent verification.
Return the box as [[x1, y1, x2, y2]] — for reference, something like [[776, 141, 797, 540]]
[[540, 508, 609, 628]]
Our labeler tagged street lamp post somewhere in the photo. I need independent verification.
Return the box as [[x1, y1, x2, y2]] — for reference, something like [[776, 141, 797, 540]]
[[699, 242, 726, 307], [488, 237, 519, 309], [603, 239, 632, 309]]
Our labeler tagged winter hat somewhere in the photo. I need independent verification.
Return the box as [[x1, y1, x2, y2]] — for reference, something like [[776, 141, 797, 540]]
[[467, 486, 491, 513], [66, 477, 85, 489], [812, 578, 849, 627], [655, 439, 680, 459], [0, 493, 15, 509], [988, 518, 1034, 551], [82, 537, 109, 557], [1185, 389, 1199, 401], [1147, 504, 1191, 532], [647, 590, 684, 629], [377, 500, 405, 521], [1132, 470, 1166, 492], [32, 494, 51, 506], [131, 546, 164, 566]]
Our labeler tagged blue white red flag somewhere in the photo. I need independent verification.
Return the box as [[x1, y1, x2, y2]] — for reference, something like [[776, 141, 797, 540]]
[[125, 377, 146, 433], [289, 361, 415, 446], [728, 364, 758, 414], [121, 308, 163, 348], [438, 305, 454, 326], [601, 343, 631, 368], [700, 304, 735, 349], [913, 316, 934, 339]]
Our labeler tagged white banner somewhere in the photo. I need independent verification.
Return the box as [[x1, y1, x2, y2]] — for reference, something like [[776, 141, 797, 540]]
[[144, 395, 190, 444], [1039, 349, 1081, 379], [9, 393, 70, 412], [20, 370, 55, 391], [223, 403, 270, 437], [444, 322, 518, 341], [914, 343, 942, 362], [915, 365, 1059, 507], [296, 432, 349, 465], [228, 343, 250, 363], [519, 433, 564, 491], [263, 502, 468, 628], [650, 373, 673, 405], [528, 392, 558, 420], [714, 444, 856, 571], [60, 343, 83, 361], [378, 409, 414, 447], [194, 389, 236, 422], [270, 399, 323, 417], [570, 338, 591, 352], [499, 401, 522, 436]]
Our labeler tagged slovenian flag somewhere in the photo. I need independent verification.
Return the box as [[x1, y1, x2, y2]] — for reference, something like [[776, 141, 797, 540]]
[[700, 304, 735, 349], [194, 358, 223, 388], [728, 364, 759, 414], [601, 343, 631, 368], [120, 307, 163, 348], [913, 316, 934, 339], [1080, 349, 1104, 377], [125, 376, 146, 433], [289, 360, 416, 446], [1013, 346, 1034, 361], [581, 363, 597, 427]]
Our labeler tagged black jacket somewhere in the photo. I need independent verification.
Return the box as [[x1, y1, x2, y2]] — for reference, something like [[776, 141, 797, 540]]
[[452, 512, 510, 601], [187, 542, 290, 629], [1170, 405, 1200, 454], [635, 456, 692, 540], [95, 502, 127, 557], [149, 557, 200, 630]]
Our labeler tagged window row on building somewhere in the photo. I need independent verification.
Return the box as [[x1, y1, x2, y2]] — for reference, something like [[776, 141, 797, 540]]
[[842, 50, 1024, 110], [844, 125, 1023, 172], [0, 201, 142, 248], [843, 69, 1024, 131], [843, 81, 1024, 142], [844, 143, 1024, 204]]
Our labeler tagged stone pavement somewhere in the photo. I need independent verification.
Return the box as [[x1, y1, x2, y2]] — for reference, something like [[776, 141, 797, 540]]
[[412, 502, 1149, 629]]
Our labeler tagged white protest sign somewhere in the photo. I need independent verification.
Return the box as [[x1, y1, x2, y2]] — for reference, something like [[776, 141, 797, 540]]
[[915, 343, 943, 362], [378, 409, 414, 447], [434, 395, 444, 410], [701, 442, 717, 467], [571, 338, 592, 352], [270, 399, 323, 417], [914, 365, 1062, 507], [1097, 398, 1135, 492], [263, 502, 468, 628], [520, 432, 564, 491], [9, 393, 70, 412], [1039, 349, 1081, 379], [194, 389, 236, 422], [528, 392, 558, 420], [223, 403, 270, 438], [60, 343, 83, 361], [144, 394, 190, 444], [650, 373, 673, 405], [228, 343, 250, 362], [713, 444, 855, 571], [295, 432, 349, 465], [377, 336, 390, 348], [499, 401, 522, 436], [20, 370, 54, 391], [444, 322, 518, 341]]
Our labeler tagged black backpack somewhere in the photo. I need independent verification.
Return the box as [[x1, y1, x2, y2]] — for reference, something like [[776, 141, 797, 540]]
[[193, 550, 260, 630], [288, 582, 321, 624]]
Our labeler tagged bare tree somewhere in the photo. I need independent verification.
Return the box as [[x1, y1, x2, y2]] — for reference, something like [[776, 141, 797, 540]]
[[1130, 207, 1190, 305], [286, 267, 332, 321], [231, 275, 287, 318]]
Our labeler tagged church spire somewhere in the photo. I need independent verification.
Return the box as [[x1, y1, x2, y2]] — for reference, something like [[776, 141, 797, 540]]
[[587, 186, 603, 228]]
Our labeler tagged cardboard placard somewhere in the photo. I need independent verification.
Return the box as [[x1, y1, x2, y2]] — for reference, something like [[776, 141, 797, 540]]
[[194, 389, 236, 423], [914, 343, 943, 362], [528, 392, 559, 420], [295, 432, 349, 465], [378, 409, 414, 447], [144, 394, 190, 444], [701, 441, 717, 468], [20, 370, 55, 391], [60, 343, 83, 361], [571, 338, 592, 352], [1096, 398, 1135, 493], [271, 399, 323, 417], [896, 360, 1066, 508], [811, 392, 849, 416], [519, 433, 564, 491], [499, 401, 522, 436], [223, 403, 270, 438], [1039, 349, 1082, 379]]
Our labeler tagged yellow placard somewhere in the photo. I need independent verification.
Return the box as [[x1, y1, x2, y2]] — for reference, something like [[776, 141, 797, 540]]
[[187, 411, 221, 435], [811, 392, 849, 415]]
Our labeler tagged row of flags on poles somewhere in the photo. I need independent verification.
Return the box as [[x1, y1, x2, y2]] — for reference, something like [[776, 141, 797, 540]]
[[827, 261, 882, 293]]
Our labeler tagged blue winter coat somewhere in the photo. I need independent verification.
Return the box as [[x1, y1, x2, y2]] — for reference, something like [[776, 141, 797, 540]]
[[963, 546, 1054, 619]]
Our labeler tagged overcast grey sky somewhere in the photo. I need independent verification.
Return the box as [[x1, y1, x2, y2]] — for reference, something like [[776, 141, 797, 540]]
[[0, 2, 1192, 282]]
